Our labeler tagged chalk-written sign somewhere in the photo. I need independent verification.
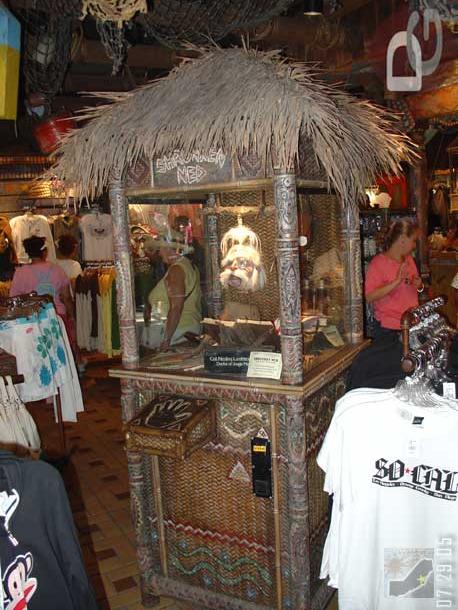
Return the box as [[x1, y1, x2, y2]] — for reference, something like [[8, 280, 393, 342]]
[[151, 148, 232, 188]]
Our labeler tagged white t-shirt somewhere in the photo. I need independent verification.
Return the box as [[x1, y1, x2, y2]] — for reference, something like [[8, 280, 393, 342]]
[[318, 388, 458, 610], [10, 213, 56, 264], [451, 272, 458, 290], [79, 213, 114, 262], [56, 258, 83, 280]]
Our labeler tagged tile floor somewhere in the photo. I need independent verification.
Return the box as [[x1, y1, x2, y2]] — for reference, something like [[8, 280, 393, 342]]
[[29, 363, 338, 610]]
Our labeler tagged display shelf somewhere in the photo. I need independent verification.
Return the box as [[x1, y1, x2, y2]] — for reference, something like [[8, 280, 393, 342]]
[[110, 343, 368, 402]]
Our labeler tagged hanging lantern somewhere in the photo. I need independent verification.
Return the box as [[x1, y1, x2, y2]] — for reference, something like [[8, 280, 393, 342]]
[[0, 3, 21, 120]]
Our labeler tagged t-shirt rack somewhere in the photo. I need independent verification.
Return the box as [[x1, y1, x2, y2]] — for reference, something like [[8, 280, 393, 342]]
[[10, 211, 57, 264], [0, 294, 84, 455], [319, 298, 457, 610], [3, 206, 115, 268], [75, 264, 120, 357]]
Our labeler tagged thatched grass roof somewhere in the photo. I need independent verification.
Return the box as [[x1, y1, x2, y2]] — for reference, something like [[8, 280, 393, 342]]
[[52, 46, 415, 203]]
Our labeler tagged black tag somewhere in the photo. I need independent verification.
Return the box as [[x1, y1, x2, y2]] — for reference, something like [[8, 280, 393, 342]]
[[412, 416, 424, 425], [251, 437, 272, 498]]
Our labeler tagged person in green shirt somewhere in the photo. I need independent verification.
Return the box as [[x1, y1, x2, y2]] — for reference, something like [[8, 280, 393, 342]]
[[142, 230, 201, 350]]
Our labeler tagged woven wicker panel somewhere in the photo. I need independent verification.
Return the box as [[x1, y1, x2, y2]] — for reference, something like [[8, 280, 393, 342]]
[[297, 139, 327, 182], [218, 190, 279, 321], [160, 446, 277, 605], [187, 417, 213, 446], [304, 193, 345, 328], [127, 434, 178, 455], [217, 399, 270, 450], [305, 194, 342, 262], [305, 373, 347, 597], [166, 527, 275, 605]]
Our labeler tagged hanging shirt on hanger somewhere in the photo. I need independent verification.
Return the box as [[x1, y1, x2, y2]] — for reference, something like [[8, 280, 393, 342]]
[[53, 214, 80, 244], [319, 388, 458, 610], [79, 213, 114, 262], [10, 214, 56, 264]]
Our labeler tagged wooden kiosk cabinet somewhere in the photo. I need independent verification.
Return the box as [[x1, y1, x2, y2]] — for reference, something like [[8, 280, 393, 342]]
[[51, 48, 412, 610], [107, 161, 371, 610], [110, 180, 368, 610]]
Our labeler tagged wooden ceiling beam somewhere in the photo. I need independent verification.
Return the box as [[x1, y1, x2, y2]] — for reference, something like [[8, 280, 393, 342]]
[[332, 0, 373, 18], [73, 39, 179, 70], [63, 73, 133, 92]]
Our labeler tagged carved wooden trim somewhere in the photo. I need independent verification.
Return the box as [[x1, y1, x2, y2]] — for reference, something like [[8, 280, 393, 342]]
[[409, 135, 429, 277], [127, 451, 159, 607], [285, 395, 309, 608], [273, 173, 304, 385], [109, 172, 139, 369], [204, 192, 223, 317], [341, 204, 363, 343]]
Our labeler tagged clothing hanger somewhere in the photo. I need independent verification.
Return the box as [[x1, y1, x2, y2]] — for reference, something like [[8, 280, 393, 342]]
[[22, 202, 36, 216], [394, 349, 458, 410]]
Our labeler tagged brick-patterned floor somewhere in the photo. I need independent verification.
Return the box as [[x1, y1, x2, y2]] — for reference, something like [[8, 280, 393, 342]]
[[29, 364, 338, 610]]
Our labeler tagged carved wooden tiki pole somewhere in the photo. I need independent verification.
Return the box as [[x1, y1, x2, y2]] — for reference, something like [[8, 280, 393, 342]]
[[410, 132, 429, 277], [109, 171, 159, 607], [108, 171, 139, 377], [341, 203, 364, 343], [285, 394, 310, 608], [273, 172, 304, 385], [204, 192, 223, 317]]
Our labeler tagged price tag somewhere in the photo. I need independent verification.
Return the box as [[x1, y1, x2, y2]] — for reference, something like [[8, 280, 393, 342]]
[[247, 352, 282, 380], [443, 382, 456, 399], [407, 439, 420, 457]]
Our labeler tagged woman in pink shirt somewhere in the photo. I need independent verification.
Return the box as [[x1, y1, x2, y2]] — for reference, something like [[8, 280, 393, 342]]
[[10, 235, 74, 326], [365, 219, 424, 337]]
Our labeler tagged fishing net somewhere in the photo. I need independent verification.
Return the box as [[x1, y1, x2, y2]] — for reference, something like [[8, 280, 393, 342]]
[[15, 0, 81, 100], [82, 0, 147, 24], [138, 0, 297, 47], [82, 1, 146, 74], [16, 0, 83, 17], [386, 97, 416, 133], [96, 19, 130, 74]]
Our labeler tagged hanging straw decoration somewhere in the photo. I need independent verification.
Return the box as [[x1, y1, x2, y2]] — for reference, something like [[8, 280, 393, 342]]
[[50, 46, 417, 205]]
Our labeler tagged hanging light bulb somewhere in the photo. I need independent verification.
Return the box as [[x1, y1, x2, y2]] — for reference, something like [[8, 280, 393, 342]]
[[303, 0, 324, 15]]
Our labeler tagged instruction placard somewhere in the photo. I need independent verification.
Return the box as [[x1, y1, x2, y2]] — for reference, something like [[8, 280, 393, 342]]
[[247, 352, 282, 380]]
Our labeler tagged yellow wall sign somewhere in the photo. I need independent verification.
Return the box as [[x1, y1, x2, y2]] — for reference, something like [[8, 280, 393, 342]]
[[252, 445, 267, 453], [0, 3, 21, 120]]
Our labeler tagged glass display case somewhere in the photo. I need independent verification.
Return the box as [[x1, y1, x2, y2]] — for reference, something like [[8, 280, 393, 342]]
[[128, 189, 349, 382]]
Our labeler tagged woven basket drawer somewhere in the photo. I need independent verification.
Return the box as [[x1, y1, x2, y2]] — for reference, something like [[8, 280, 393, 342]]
[[125, 395, 216, 460]]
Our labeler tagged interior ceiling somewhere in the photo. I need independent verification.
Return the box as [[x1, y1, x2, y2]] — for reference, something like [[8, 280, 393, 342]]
[[1, 0, 456, 153], [5, 0, 375, 98]]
